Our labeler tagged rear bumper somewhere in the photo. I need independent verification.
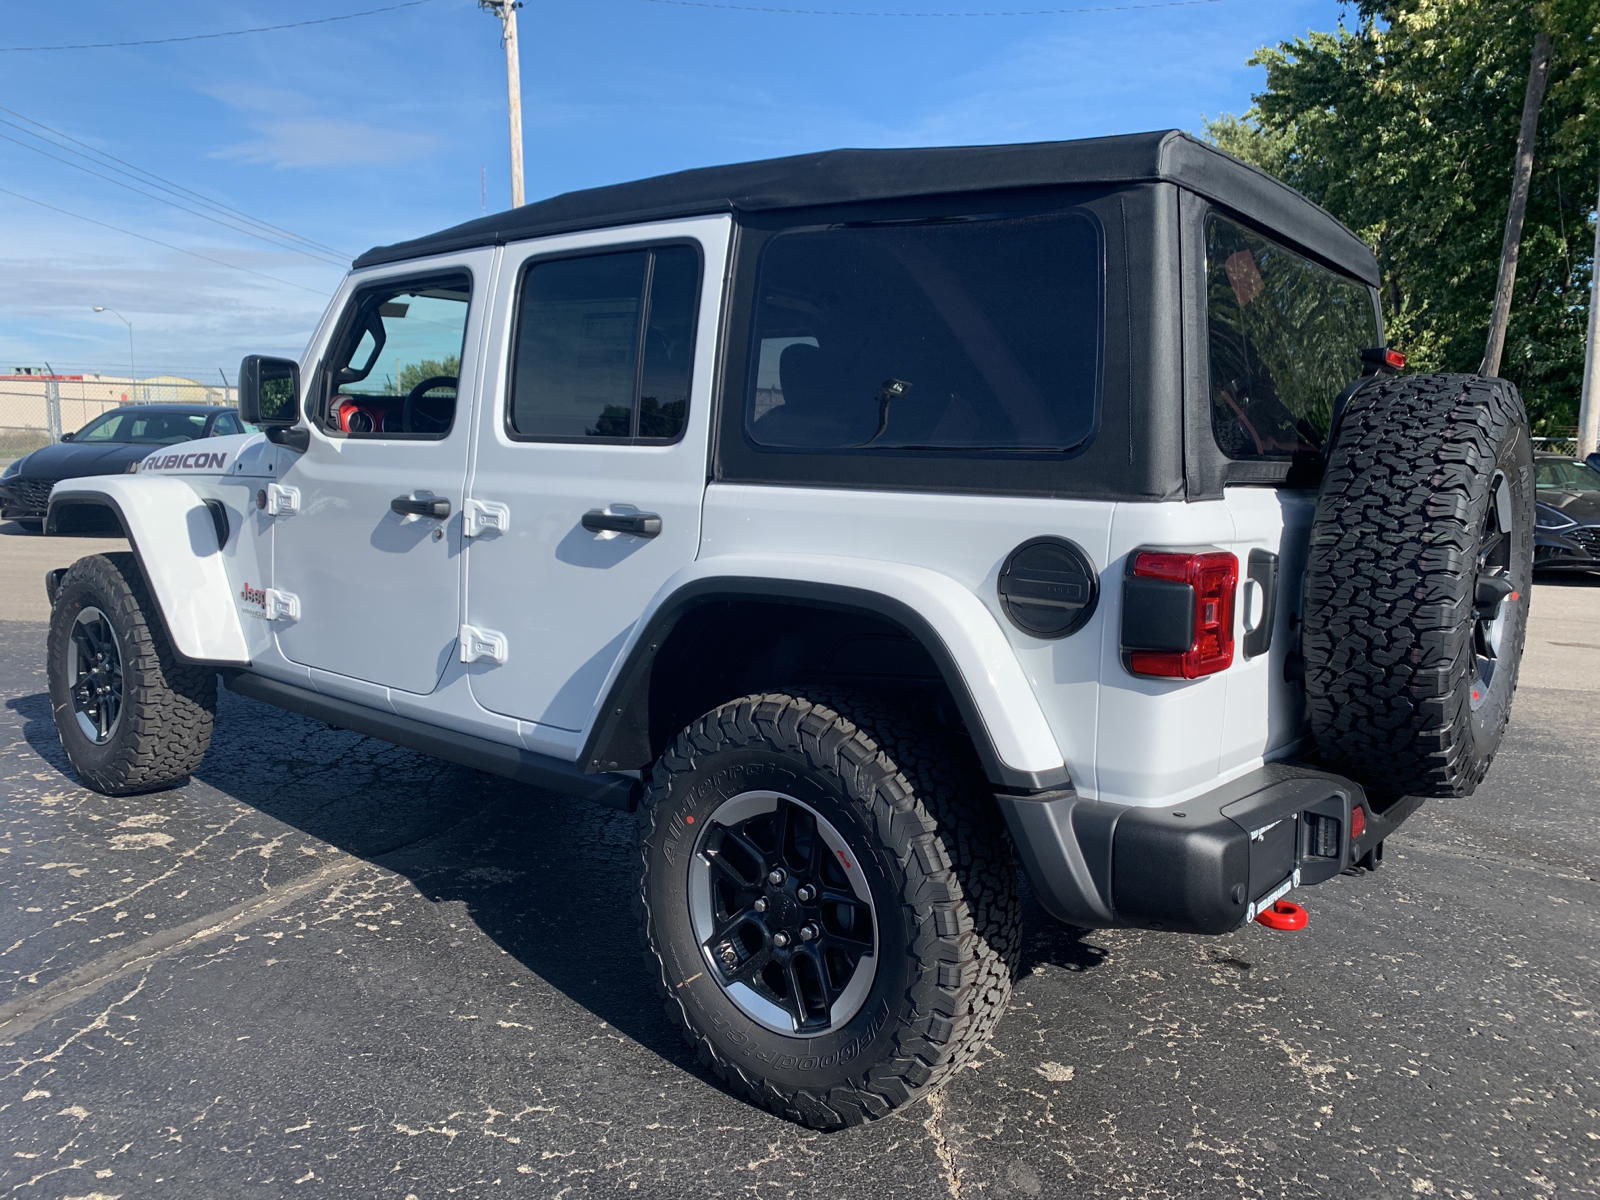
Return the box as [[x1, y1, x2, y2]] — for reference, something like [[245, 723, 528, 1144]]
[[997, 763, 1421, 935]]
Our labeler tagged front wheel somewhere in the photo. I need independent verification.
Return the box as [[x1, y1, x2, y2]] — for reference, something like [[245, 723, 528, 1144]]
[[637, 690, 1019, 1129], [47, 552, 216, 794]]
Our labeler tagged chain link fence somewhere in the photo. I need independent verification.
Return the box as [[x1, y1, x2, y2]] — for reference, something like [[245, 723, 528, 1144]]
[[0, 374, 237, 457], [1532, 430, 1580, 458]]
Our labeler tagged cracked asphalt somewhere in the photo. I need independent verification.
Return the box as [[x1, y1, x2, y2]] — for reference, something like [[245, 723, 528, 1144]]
[[1, 526, 1596, 1198]]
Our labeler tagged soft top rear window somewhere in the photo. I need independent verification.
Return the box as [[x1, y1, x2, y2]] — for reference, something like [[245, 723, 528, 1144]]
[[742, 212, 1103, 456], [1205, 213, 1378, 462]]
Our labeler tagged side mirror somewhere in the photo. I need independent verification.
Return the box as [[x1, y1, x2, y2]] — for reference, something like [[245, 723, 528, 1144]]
[[238, 355, 301, 427], [59, 431, 75, 442]]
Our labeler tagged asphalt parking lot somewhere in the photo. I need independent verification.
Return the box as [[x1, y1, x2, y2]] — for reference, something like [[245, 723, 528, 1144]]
[[0, 522, 1595, 1198]]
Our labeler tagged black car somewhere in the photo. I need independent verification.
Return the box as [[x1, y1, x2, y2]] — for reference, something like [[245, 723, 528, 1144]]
[[1534, 452, 1600, 572], [0, 404, 249, 532]]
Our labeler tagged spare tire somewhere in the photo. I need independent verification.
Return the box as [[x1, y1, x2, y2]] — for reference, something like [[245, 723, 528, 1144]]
[[1302, 372, 1533, 799]]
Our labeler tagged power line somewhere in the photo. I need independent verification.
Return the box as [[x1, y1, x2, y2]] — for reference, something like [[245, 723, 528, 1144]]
[[0, 129, 349, 267], [0, 0, 437, 52], [0, 187, 333, 296], [0, 106, 353, 259], [641, 0, 1223, 12]]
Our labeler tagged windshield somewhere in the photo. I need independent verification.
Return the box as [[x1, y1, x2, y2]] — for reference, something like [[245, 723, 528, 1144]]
[[1536, 459, 1600, 491], [74, 410, 209, 445]]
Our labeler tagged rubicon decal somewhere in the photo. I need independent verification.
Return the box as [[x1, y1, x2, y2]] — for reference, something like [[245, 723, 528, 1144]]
[[144, 450, 228, 471]]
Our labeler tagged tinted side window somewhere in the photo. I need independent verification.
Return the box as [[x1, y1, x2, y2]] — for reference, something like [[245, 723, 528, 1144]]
[[742, 213, 1102, 455], [213, 413, 242, 436], [509, 244, 700, 443], [1205, 214, 1378, 460]]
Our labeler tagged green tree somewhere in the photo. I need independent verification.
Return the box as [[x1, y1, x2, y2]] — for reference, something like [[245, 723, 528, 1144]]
[[1206, 0, 1597, 432], [397, 355, 461, 394]]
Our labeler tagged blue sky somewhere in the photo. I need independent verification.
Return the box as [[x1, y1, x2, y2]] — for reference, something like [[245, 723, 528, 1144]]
[[0, 0, 1353, 382]]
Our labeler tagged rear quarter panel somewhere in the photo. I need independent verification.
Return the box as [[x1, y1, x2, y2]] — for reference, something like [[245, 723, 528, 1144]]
[[701, 483, 1311, 807]]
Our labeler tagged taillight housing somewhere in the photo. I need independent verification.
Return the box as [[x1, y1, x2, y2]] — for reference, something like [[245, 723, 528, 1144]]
[[1123, 550, 1239, 678]]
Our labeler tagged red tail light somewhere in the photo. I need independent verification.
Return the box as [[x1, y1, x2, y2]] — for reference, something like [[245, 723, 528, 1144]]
[[1384, 348, 1406, 370], [1128, 551, 1239, 678], [1350, 804, 1366, 839]]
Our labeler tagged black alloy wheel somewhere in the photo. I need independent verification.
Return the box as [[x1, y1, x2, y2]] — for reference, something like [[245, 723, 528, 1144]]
[[689, 790, 877, 1036], [68, 606, 124, 744], [48, 552, 217, 795], [1471, 471, 1516, 710], [638, 690, 1020, 1129]]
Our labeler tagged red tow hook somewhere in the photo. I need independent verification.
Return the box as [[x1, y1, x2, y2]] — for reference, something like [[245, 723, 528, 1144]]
[[1255, 900, 1308, 931]]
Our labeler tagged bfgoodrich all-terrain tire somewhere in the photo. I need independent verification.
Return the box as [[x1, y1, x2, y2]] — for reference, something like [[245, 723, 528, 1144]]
[[637, 690, 1019, 1129], [1303, 373, 1533, 799], [47, 552, 216, 795]]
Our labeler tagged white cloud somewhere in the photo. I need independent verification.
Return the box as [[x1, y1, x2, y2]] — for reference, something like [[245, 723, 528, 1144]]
[[204, 85, 437, 169], [213, 118, 437, 169], [0, 200, 335, 376]]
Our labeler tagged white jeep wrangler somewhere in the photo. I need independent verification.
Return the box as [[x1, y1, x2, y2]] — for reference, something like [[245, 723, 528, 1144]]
[[43, 131, 1532, 1130]]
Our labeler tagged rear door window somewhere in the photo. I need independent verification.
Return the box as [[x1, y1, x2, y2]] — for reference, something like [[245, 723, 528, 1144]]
[[1205, 214, 1379, 460], [742, 213, 1102, 455], [507, 244, 701, 443]]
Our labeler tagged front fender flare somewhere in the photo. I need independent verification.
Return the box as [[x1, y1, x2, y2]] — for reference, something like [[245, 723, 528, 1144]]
[[580, 554, 1070, 792], [47, 477, 250, 665]]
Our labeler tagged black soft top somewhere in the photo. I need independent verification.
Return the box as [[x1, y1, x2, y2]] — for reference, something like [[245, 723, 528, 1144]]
[[355, 129, 1379, 287]]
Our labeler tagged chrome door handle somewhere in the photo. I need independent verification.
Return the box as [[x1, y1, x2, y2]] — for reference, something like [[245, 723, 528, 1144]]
[[391, 494, 451, 519], [582, 509, 661, 538]]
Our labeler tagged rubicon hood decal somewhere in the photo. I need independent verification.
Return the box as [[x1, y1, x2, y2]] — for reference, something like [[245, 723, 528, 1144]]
[[142, 448, 229, 471], [139, 433, 258, 474]]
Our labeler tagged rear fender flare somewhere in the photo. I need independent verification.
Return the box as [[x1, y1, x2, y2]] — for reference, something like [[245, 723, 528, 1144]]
[[46, 477, 250, 665], [580, 554, 1070, 792]]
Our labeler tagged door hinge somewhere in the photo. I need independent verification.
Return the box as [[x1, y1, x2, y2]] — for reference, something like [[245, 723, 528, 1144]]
[[265, 483, 300, 517], [459, 624, 508, 665], [462, 498, 510, 538], [264, 588, 300, 621]]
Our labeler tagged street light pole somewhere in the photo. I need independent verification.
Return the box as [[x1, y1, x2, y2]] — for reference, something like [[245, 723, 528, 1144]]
[[479, 1, 525, 208], [92, 306, 136, 403]]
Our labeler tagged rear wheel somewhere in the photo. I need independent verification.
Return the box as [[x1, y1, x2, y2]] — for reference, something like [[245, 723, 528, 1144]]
[[637, 690, 1019, 1129], [1303, 373, 1533, 798], [47, 553, 216, 795]]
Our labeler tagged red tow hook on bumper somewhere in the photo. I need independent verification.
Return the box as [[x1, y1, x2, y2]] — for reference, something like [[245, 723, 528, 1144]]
[[1255, 900, 1308, 930]]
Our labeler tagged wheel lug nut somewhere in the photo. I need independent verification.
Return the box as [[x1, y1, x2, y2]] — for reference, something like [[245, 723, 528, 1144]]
[[767, 868, 787, 886], [800, 922, 819, 941], [796, 885, 816, 903], [772, 931, 791, 948], [752, 897, 768, 913]]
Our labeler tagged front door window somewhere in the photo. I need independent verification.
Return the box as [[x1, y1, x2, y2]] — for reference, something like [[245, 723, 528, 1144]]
[[322, 273, 472, 439]]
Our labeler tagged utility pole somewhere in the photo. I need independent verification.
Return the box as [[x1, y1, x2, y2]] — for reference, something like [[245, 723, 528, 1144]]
[[1580, 164, 1600, 460], [1481, 31, 1552, 379], [480, 1, 525, 208]]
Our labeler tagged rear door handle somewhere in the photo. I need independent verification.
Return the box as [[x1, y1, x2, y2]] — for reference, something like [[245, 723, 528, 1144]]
[[391, 494, 451, 519], [582, 509, 661, 538]]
